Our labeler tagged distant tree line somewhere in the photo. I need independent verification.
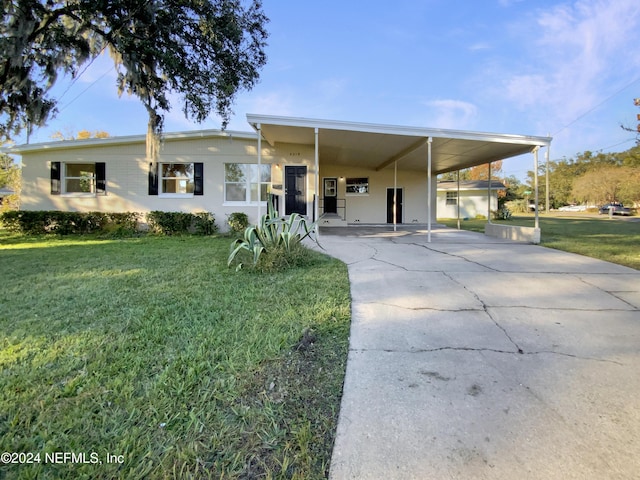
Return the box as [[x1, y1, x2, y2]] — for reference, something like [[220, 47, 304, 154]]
[[440, 143, 640, 209], [527, 145, 640, 208]]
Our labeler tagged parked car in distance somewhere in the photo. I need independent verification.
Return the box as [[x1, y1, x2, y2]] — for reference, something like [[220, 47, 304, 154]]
[[558, 204, 587, 212], [598, 203, 631, 215]]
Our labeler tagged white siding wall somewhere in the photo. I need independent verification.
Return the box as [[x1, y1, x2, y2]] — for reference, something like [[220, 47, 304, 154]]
[[19, 132, 442, 228], [436, 189, 498, 219], [319, 165, 437, 224], [19, 135, 320, 230]]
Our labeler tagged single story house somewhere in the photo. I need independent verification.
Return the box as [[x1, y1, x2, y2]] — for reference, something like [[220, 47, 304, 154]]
[[437, 180, 507, 220], [6, 114, 551, 236]]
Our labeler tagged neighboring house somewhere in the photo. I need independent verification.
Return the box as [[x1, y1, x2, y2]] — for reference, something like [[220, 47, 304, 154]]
[[437, 180, 507, 219], [0, 186, 15, 205], [6, 115, 550, 231]]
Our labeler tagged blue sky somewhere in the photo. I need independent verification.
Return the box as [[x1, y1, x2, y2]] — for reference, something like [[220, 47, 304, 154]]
[[20, 0, 640, 180]]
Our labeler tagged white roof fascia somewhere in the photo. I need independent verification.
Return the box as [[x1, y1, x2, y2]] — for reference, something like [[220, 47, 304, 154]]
[[4, 128, 256, 154], [246, 113, 552, 147]]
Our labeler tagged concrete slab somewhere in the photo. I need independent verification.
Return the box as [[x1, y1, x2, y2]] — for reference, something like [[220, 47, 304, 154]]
[[350, 303, 516, 353], [349, 270, 483, 310], [324, 226, 640, 480], [448, 272, 635, 310]]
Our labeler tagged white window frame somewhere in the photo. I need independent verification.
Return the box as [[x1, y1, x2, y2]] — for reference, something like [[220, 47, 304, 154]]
[[446, 191, 458, 206], [62, 163, 96, 197], [159, 162, 195, 198], [223, 163, 271, 206], [346, 177, 369, 196]]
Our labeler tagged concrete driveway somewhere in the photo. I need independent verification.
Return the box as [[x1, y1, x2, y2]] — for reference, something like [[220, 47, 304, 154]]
[[318, 226, 640, 480]]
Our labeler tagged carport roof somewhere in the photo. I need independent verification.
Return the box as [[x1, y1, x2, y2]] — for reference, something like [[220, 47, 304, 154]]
[[246, 114, 551, 174]]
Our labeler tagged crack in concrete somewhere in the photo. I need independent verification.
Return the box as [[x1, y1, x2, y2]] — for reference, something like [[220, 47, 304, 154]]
[[357, 301, 484, 312], [440, 271, 525, 354], [395, 240, 501, 272], [351, 346, 624, 365], [369, 256, 409, 271], [358, 300, 634, 313], [576, 276, 639, 310]]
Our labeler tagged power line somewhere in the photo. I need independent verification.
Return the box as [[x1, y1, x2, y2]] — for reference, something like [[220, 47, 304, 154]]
[[58, 65, 115, 113], [552, 75, 640, 137]]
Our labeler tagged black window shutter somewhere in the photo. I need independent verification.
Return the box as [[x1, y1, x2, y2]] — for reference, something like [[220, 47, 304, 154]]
[[148, 163, 158, 195], [194, 162, 204, 195], [96, 162, 106, 195], [51, 161, 61, 195]]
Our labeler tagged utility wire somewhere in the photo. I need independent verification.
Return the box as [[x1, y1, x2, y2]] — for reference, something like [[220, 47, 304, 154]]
[[552, 75, 640, 137], [58, 65, 115, 113]]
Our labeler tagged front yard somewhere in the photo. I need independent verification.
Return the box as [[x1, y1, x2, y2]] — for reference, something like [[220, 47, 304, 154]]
[[0, 233, 351, 479]]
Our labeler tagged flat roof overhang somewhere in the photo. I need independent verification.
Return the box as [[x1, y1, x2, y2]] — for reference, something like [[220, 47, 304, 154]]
[[246, 114, 552, 173]]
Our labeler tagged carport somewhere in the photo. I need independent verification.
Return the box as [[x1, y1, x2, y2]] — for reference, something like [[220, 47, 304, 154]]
[[246, 114, 551, 241]]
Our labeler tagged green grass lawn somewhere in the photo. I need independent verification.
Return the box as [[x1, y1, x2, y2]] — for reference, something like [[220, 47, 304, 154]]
[[438, 214, 640, 270], [0, 232, 351, 479]]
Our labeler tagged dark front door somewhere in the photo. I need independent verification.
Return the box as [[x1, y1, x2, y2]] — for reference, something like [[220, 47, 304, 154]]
[[285, 166, 307, 215], [386, 188, 403, 223], [323, 178, 337, 214]]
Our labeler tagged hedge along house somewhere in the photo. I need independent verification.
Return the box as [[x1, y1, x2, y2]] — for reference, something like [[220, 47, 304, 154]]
[[9, 114, 551, 238]]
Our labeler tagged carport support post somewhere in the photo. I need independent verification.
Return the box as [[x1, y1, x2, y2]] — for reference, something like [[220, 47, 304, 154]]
[[427, 137, 432, 243], [545, 141, 550, 214], [257, 123, 262, 220], [534, 146, 540, 230], [393, 160, 398, 232], [456, 170, 461, 230], [487, 162, 492, 223], [314, 127, 320, 238]]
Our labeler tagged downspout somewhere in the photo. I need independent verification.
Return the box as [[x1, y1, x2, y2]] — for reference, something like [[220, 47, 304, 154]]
[[427, 137, 432, 243], [257, 123, 262, 220], [393, 160, 397, 232]]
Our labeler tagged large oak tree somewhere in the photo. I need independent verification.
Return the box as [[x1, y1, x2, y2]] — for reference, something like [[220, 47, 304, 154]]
[[1, 0, 268, 161]]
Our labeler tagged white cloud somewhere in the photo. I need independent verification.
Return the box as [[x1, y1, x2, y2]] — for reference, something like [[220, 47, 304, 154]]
[[423, 99, 478, 129], [497, 0, 640, 132], [469, 42, 491, 51], [498, 0, 524, 7]]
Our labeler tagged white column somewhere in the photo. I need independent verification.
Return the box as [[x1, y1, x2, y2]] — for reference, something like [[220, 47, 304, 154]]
[[393, 160, 398, 232], [314, 128, 319, 236], [487, 162, 492, 223], [457, 170, 461, 230], [545, 140, 550, 214], [534, 146, 540, 229], [257, 123, 262, 220], [427, 137, 432, 243]]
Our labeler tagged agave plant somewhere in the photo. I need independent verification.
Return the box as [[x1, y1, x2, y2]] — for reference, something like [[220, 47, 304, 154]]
[[227, 198, 319, 271]]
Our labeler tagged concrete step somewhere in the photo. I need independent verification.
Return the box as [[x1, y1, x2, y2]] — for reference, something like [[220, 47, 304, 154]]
[[319, 214, 348, 227]]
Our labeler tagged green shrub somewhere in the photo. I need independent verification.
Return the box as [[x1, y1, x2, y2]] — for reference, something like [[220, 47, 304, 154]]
[[0, 211, 140, 236], [146, 211, 192, 235], [0, 210, 25, 232], [228, 200, 319, 272], [192, 212, 218, 235], [0, 210, 218, 236], [100, 212, 141, 237], [505, 199, 529, 214], [492, 207, 512, 220], [146, 211, 217, 235], [227, 212, 249, 235]]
